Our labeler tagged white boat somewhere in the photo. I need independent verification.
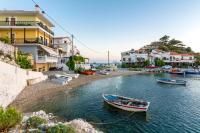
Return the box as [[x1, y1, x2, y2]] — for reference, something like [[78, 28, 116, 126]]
[[99, 70, 109, 75], [63, 73, 79, 78], [55, 74, 73, 82], [156, 78, 186, 85], [102, 94, 150, 112], [51, 77, 68, 85]]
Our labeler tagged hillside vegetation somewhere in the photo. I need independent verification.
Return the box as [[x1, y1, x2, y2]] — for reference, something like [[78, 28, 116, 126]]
[[143, 35, 193, 54]]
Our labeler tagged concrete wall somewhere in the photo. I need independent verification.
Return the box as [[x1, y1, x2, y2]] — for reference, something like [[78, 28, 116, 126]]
[[0, 61, 47, 108]]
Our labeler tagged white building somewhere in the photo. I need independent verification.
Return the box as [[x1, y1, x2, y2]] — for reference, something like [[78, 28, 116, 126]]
[[121, 49, 148, 64], [149, 49, 195, 64], [53, 37, 80, 63]]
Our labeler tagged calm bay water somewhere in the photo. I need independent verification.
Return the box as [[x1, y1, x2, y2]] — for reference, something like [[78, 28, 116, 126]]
[[24, 74, 200, 133]]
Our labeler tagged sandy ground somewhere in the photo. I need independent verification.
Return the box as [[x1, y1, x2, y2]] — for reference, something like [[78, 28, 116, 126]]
[[10, 70, 144, 111]]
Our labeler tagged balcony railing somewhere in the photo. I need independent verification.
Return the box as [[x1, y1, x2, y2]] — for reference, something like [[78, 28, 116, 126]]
[[7, 38, 53, 46], [0, 21, 54, 35], [37, 55, 58, 63]]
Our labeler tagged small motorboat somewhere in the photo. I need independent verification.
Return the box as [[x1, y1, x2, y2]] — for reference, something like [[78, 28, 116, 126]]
[[156, 78, 186, 85], [102, 94, 150, 112], [185, 70, 200, 75], [79, 70, 96, 75], [99, 70, 109, 75], [169, 69, 184, 75], [63, 73, 79, 79], [51, 77, 68, 85], [55, 74, 73, 82]]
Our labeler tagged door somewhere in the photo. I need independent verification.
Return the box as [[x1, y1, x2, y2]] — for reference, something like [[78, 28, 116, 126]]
[[10, 18, 16, 26]]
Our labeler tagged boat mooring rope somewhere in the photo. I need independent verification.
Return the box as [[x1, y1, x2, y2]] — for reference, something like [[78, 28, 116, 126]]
[[88, 112, 135, 125]]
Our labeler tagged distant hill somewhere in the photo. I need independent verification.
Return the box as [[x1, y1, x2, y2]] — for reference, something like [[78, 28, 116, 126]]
[[142, 35, 193, 54]]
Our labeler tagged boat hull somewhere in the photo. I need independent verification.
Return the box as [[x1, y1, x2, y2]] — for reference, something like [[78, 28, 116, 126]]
[[104, 100, 148, 112], [103, 94, 149, 112], [156, 79, 186, 85], [169, 72, 184, 75]]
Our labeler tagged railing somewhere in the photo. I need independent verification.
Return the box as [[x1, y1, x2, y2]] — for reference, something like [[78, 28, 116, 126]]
[[6, 38, 52, 46], [37, 55, 58, 63], [0, 21, 54, 35]]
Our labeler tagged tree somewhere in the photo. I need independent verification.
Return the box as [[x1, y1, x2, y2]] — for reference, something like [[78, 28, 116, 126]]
[[155, 59, 165, 67], [185, 47, 192, 53], [66, 56, 75, 70], [159, 35, 170, 44], [143, 60, 150, 67]]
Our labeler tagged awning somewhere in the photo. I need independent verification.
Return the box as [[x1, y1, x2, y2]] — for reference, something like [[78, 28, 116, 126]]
[[39, 44, 59, 57]]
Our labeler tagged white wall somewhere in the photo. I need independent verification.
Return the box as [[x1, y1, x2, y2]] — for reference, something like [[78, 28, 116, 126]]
[[75, 64, 91, 70], [0, 61, 47, 108]]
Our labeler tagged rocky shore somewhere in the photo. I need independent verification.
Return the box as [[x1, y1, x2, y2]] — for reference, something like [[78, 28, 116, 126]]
[[10, 110, 103, 133]]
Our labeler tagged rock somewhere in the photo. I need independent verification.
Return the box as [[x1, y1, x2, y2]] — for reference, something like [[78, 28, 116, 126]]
[[22, 111, 103, 133], [68, 119, 103, 133]]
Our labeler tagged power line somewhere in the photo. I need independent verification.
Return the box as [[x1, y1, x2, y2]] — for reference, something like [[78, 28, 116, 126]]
[[31, 0, 106, 55]]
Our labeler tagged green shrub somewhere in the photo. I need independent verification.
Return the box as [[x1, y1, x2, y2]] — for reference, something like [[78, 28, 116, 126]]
[[129, 68, 142, 71], [74, 67, 85, 73], [0, 107, 22, 132], [16, 52, 32, 69], [47, 124, 75, 133], [0, 36, 10, 44], [27, 116, 47, 128], [121, 63, 128, 68]]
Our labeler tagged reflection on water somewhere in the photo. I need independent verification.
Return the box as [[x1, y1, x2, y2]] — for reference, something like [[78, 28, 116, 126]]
[[23, 74, 200, 133]]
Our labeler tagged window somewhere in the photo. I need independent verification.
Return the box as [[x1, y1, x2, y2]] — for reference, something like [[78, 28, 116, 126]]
[[123, 58, 126, 61], [64, 41, 67, 43], [189, 57, 192, 60], [128, 58, 131, 62]]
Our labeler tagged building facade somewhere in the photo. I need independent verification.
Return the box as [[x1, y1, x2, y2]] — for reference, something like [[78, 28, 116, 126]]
[[0, 7, 59, 71], [121, 49, 195, 66], [121, 49, 148, 64], [53, 37, 80, 64], [149, 50, 195, 64]]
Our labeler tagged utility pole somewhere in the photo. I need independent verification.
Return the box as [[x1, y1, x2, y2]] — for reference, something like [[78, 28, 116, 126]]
[[108, 50, 110, 66], [71, 34, 74, 56]]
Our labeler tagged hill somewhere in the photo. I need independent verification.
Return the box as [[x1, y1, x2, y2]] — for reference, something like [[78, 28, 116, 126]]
[[142, 35, 193, 54]]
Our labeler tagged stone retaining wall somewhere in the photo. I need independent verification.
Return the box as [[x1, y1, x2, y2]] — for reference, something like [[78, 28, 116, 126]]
[[0, 41, 15, 57]]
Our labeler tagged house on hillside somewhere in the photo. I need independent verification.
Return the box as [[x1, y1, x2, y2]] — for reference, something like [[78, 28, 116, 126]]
[[121, 49, 148, 65], [53, 36, 80, 64], [149, 49, 195, 66], [0, 6, 59, 71]]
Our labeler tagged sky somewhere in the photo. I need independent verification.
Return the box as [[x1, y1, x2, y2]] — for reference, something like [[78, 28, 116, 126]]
[[1, 0, 200, 63]]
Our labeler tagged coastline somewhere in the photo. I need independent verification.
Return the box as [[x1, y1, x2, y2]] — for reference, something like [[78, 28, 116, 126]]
[[10, 70, 144, 111]]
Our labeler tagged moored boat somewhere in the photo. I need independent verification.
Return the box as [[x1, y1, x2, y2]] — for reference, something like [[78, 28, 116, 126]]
[[102, 94, 150, 112], [156, 78, 186, 85], [55, 74, 73, 82], [185, 70, 200, 75], [80, 70, 96, 75], [169, 68, 184, 75], [99, 70, 109, 75]]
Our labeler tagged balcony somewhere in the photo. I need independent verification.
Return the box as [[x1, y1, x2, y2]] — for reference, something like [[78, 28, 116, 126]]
[[0, 21, 54, 35], [36, 55, 58, 63], [6, 38, 53, 46]]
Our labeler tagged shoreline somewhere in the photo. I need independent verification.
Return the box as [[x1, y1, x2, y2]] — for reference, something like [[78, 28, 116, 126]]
[[10, 70, 144, 111]]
